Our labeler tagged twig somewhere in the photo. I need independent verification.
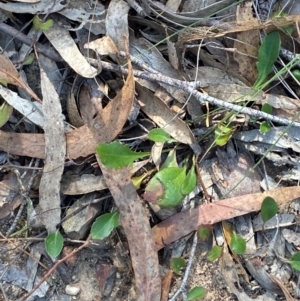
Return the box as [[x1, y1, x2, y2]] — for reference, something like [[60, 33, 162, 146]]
[[0, 22, 63, 62], [87, 59, 300, 128], [20, 239, 90, 301], [169, 232, 198, 301]]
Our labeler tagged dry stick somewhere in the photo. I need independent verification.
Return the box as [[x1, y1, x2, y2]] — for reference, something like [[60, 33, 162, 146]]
[[20, 239, 90, 301], [87, 59, 300, 129], [169, 232, 198, 301], [0, 22, 63, 62]]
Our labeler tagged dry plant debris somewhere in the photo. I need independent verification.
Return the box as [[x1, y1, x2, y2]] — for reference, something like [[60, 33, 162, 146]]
[[0, 0, 300, 301]]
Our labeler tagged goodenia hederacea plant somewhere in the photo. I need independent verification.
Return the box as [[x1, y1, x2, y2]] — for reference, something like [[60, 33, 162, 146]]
[[96, 141, 151, 169], [143, 151, 197, 207], [253, 31, 281, 89]]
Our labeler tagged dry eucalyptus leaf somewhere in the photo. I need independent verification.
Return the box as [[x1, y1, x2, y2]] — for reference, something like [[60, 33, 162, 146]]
[[0, 0, 67, 13], [0, 54, 41, 102], [106, 0, 130, 63], [84, 36, 119, 62], [233, 1, 259, 84], [136, 83, 195, 145], [66, 91, 84, 127], [152, 186, 300, 250], [60, 174, 107, 195], [97, 156, 161, 301], [44, 22, 98, 78], [38, 64, 66, 233]]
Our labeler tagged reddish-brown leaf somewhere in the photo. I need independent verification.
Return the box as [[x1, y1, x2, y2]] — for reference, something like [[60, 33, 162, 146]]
[[152, 186, 300, 251]]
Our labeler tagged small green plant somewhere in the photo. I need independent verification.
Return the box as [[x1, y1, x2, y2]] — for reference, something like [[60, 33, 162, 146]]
[[91, 212, 119, 240], [187, 286, 206, 300], [45, 230, 64, 259], [170, 257, 186, 275], [96, 141, 151, 169], [261, 196, 278, 223], [207, 246, 222, 262], [33, 15, 54, 31], [197, 225, 212, 242], [230, 232, 246, 255], [289, 252, 300, 271]]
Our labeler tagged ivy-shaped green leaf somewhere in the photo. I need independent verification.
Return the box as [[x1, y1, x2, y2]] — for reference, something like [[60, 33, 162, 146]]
[[187, 286, 206, 300], [91, 212, 119, 240], [148, 128, 173, 142], [230, 233, 246, 255], [261, 196, 278, 223], [170, 257, 186, 275], [254, 31, 281, 89], [45, 231, 64, 259], [207, 246, 222, 262], [96, 141, 151, 169]]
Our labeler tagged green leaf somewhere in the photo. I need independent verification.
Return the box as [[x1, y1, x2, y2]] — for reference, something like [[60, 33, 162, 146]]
[[230, 233, 246, 255], [96, 141, 150, 169], [261, 103, 272, 114], [33, 15, 53, 31], [33, 15, 42, 31], [261, 196, 278, 223], [148, 128, 172, 142], [39, 19, 53, 31], [0, 101, 13, 127], [290, 252, 300, 271], [144, 167, 186, 207], [45, 231, 64, 258], [181, 166, 197, 195], [23, 54, 35, 66], [160, 148, 178, 169], [197, 225, 212, 242], [259, 121, 271, 133], [215, 123, 233, 146], [292, 69, 300, 81], [207, 246, 222, 262], [187, 286, 206, 300], [170, 257, 186, 275], [91, 212, 119, 240], [254, 31, 281, 89]]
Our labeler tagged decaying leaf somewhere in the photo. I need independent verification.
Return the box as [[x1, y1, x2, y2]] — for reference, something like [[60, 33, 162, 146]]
[[38, 62, 65, 233], [44, 21, 98, 78], [152, 186, 300, 250], [136, 83, 195, 145], [97, 155, 161, 301], [233, 1, 259, 84], [0, 54, 41, 102]]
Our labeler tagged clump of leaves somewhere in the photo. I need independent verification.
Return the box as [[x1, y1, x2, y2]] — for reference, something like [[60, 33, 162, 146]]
[[143, 149, 197, 207]]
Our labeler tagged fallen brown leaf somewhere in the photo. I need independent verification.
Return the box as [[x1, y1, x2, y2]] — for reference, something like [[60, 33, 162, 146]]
[[152, 186, 300, 251], [161, 269, 173, 301], [97, 156, 161, 301], [0, 54, 41, 103]]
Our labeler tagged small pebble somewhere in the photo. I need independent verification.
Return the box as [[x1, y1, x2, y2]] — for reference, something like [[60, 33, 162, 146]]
[[65, 285, 80, 296]]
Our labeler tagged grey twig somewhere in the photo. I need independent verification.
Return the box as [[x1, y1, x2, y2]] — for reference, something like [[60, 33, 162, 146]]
[[87, 58, 300, 128], [169, 232, 198, 301], [0, 22, 63, 62]]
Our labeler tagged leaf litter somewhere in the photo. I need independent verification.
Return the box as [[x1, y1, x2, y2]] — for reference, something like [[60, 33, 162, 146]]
[[1, 0, 300, 300]]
